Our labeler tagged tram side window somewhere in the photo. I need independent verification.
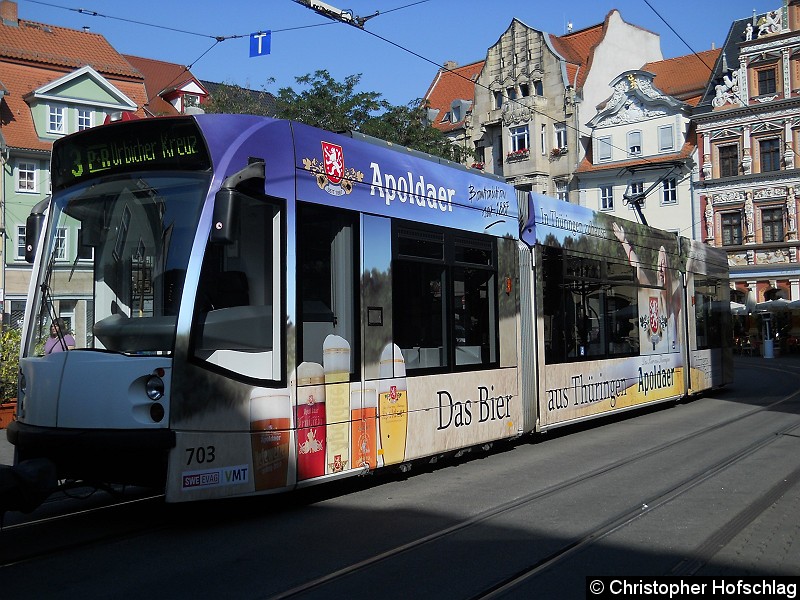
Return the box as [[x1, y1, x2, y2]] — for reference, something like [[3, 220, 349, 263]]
[[297, 203, 359, 374], [542, 246, 638, 364], [393, 224, 498, 372], [192, 193, 282, 381]]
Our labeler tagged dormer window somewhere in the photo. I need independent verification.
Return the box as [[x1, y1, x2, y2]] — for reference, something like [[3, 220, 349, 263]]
[[184, 94, 200, 110], [77, 108, 93, 131], [47, 105, 66, 135]]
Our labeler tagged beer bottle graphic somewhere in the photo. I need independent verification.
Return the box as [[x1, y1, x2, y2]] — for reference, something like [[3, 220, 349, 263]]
[[378, 343, 408, 465], [292, 362, 326, 480], [323, 335, 351, 474], [250, 388, 291, 490], [350, 382, 377, 470]]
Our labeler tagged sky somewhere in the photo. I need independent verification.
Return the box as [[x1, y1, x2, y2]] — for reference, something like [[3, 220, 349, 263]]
[[17, 0, 782, 107]]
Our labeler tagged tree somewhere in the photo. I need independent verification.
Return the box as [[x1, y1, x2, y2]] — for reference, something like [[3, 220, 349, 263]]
[[203, 81, 275, 116], [273, 70, 387, 133], [361, 100, 468, 164], [204, 71, 462, 162]]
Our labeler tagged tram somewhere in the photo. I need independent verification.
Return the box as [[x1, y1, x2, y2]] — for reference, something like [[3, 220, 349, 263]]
[[5, 115, 732, 504]]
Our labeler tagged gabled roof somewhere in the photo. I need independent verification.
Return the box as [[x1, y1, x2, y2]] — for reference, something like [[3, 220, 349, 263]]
[[124, 55, 207, 116], [643, 49, 720, 106], [0, 15, 141, 79], [0, 61, 147, 151], [423, 60, 484, 133], [25, 64, 138, 110]]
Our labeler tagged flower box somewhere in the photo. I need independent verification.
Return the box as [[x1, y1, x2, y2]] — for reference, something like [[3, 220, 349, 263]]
[[506, 149, 529, 162], [550, 147, 567, 157]]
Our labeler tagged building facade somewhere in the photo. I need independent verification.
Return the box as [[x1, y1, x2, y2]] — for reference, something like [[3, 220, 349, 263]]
[[695, 1, 800, 305], [575, 51, 719, 236], [0, 0, 149, 338]]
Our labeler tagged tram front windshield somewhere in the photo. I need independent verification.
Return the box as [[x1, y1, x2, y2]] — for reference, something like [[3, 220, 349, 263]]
[[27, 172, 210, 356]]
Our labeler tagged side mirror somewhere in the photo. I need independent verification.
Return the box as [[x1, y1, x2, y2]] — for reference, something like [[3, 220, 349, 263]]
[[210, 187, 238, 244], [25, 213, 45, 263]]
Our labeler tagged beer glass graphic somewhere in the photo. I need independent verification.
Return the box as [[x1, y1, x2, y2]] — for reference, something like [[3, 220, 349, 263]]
[[292, 362, 326, 480], [323, 335, 351, 473], [378, 343, 408, 465], [350, 382, 377, 470], [250, 388, 291, 490]]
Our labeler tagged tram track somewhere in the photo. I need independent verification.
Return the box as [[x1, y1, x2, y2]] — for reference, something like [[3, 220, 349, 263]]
[[265, 366, 800, 599], [0, 492, 166, 567]]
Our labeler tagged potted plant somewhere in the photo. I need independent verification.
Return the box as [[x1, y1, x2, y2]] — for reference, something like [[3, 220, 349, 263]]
[[0, 327, 20, 429]]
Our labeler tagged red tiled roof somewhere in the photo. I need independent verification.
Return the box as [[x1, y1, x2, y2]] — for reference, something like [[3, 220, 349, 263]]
[[124, 55, 206, 116], [644, 49, 719, 106], [549, 18, 605, 90], [0, 18, 142, 79], [424, 60, 484, 133], [1, 61, 148, 151]]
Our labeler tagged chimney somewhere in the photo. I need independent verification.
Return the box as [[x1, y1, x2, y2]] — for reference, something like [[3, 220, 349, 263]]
[[443, 61, 458, 71], [0, 1, 18, 27]]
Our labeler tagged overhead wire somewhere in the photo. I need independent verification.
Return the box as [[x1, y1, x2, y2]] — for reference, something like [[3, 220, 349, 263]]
[[16, 0, 781, 241]]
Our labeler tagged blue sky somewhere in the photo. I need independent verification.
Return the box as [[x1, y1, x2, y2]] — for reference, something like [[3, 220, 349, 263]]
[[19, 0, 780, 106]]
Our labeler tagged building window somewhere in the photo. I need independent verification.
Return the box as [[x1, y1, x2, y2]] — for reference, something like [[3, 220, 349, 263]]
[[534, 80, 543, 96], [600, 185, 613, 210], [556, 180, 568, 202], [493, 90, 503, 109], [506, 87, 517, 101], [757, 67, 777, 96], [762, 207, 784, 242], [658, 125, 675, 152], [554, 122, 567, 150], [627, 181, 645, 208], [627, 130, 642, 156], [760, 138, 781, 172], [48, 105, 66, 134], [510, 125, 529, 153], [597, 136, 612, 161], [719, 144, 739, 177], [519, 83, 530, 97], [721, 212, 742, 246], [15, 161, 36, 192], [662, 178, 677, 204], [54, 227, 67, 260], [77, 109, 93, 131], [77, 227, 94, 260], [184, 94, 200, 110], [16, 225, 26, 260], [541, 124, 547, 155]]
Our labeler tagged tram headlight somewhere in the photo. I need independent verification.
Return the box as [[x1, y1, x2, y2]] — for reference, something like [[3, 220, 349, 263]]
[[145, 375, 165, 401]]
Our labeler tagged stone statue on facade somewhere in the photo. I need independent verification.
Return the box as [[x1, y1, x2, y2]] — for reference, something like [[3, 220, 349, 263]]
[[745, 191, 755, 239], [713, 70, 741, 107]]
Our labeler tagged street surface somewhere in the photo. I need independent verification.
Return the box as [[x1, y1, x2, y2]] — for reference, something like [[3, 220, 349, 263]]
[[0, 355, 798, 599]]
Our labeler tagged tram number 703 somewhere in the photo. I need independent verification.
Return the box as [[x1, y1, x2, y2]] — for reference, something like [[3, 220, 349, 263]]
[[186, 446, 216, 466]]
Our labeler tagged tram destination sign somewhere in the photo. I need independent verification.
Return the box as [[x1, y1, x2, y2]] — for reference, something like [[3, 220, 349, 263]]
[[51, 117, 211, 190]]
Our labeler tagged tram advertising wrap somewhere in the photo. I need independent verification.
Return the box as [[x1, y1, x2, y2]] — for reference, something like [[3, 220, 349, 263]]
[[7, 115, 731, 506], [523, 194, 690, 428]]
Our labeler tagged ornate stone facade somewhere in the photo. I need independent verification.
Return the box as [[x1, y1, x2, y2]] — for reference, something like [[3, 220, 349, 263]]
[[695, 1, 800, 304]]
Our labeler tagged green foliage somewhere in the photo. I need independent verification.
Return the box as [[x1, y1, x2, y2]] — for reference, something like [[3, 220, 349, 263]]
[[203, 80, 275, 117], [204, 71, 462, 162], [273, 70, 388, 133], [0, 327, 21, 401]]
